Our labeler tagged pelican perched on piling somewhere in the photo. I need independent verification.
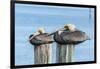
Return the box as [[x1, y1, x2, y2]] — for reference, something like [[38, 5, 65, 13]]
[[29, 28, 54, 45], [29, 27, 53, 64], [51, 24, 90, 63]]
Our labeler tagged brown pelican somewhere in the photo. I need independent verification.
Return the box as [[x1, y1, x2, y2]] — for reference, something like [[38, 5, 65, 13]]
[[52, 24, 90, 45], [29, 28, 54, 45], [29, 28, 53, 64], [50, 24, 90, 63]]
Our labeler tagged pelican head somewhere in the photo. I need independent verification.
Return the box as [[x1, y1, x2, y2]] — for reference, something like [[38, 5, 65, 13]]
[[59, 24, 77, 32], [64, 24, 76, 31], [29, 27, 45, 41], [38, 27, 45, 34]]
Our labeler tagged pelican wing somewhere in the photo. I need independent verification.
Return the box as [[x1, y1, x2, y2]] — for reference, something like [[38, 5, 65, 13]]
[[61, 31, 88, 42], [29, 33, 54, 45]]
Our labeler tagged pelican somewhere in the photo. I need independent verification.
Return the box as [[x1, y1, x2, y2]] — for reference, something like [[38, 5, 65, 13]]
[[29, 28, 54, 45], [52, 24, 90, 45], [50, 24, 90, 63]]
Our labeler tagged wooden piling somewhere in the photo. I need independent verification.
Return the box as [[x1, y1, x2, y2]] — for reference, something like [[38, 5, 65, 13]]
[[34, 44, 51, 64], [66, 44, 75, 62], [56, 44, 75, 63]]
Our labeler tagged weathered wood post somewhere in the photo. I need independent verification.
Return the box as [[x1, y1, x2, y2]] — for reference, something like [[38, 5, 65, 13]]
[[66, 44, 75, 62], [33, 28, 52, 64], [56, 44, 75, 63], [34, 44, 51, 64]]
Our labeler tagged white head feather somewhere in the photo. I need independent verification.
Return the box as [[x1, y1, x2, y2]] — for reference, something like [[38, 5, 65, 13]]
[[38, 27, 45, 34], [64, 24, 76, 31]]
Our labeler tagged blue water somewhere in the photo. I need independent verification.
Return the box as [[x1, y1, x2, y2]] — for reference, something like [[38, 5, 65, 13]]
[[15, 4, 95, 65]]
